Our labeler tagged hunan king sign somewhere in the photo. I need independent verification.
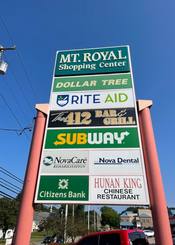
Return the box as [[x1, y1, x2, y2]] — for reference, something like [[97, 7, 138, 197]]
[[35, 46, 149, 205]]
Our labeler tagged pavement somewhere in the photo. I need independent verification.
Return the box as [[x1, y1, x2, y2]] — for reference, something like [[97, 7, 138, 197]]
[[148, 237, 155, 245]]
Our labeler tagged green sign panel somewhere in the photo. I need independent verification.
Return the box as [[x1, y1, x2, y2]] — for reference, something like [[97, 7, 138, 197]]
[[45, 127, 139, 149], [55, 46, 130, 76], [37, 175, 89, 201], [53, 73, 132, 92]]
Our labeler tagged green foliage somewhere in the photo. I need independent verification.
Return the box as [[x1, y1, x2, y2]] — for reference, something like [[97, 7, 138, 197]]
[[100, 206, 120, 228], [42, 205, 88, 242], [34, 203, 49, 212], [0, 197, 20, 231]]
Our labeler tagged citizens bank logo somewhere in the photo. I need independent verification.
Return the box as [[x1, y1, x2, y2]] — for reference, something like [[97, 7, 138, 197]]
[[43, 156, 54, 166], [57, 95, 69, 107], [58, 179, 69, 189]]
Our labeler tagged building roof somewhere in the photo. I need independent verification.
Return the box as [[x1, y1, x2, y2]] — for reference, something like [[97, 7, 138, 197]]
[[121, 211, 137, 217], [120, 221, 134, 227]]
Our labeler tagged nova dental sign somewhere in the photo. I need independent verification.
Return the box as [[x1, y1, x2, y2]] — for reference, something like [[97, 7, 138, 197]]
[[35, 46, 149, 205]]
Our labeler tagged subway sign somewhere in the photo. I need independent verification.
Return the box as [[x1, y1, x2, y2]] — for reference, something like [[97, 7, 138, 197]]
[[35, 46, 149, 205]]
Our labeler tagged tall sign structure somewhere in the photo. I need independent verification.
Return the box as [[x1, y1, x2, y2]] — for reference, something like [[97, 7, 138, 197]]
[[35, 46, 149, 205]]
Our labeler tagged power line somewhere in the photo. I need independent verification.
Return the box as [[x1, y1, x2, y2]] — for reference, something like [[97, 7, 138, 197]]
[[0, 14, 38, 102], [0, 183, 19, 195], [0, 178, 21, 192], [0, 166, 23, 184], [0, 126, 32, 135], [0, 190, 14, 199], [3, 69, 34, 121], [0, 94, 30, 140], [8, 67, 35, 111]]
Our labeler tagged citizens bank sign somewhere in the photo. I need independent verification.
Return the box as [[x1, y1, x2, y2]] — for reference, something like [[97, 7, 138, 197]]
[[35, 46, 149, 205]]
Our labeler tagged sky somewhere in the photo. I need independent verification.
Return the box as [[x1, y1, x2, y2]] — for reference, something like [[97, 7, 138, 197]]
[[0, 0, 175, 208]]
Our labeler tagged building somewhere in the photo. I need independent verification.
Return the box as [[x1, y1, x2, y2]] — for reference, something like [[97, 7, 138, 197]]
[[120, 211, 137, 228], [138, 209, 153, 228], [32, 211, 50, 232], [120, 209, 153, 229]]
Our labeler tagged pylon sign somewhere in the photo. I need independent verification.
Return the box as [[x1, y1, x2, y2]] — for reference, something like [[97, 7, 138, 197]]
[[35, 46, 149, 205]]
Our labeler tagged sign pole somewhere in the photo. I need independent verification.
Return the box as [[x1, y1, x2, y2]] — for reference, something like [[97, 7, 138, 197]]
[[13, 105, 47, 245], [138, 100, 173, 245]]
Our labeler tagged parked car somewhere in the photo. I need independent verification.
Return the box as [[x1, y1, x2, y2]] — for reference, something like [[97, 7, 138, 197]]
[[42, 234, 63, 245], [75, 229, 149, 245], [143, 230, 154, 237], [42, 236, 54, 244]]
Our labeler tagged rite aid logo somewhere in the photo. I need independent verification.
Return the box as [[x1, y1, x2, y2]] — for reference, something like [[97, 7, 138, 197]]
[[57, 95, 69, 107]]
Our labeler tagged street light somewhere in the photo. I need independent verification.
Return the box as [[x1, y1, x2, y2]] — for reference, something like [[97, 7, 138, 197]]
[[0, 45, 16, 75]]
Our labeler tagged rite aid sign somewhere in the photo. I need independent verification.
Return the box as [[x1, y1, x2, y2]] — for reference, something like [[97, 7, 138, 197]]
[[35, 46, 149, 205]]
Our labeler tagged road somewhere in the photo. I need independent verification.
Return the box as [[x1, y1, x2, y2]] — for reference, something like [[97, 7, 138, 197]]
[[148, 237, 155, 245]]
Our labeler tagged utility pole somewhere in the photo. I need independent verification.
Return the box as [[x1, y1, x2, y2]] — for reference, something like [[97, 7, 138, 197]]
[[87, 205, 90, 232], [64, 204, 68, 243], [0, 45, 16, 75]]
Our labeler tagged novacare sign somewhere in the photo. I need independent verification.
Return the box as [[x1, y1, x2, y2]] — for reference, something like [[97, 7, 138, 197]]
[[41, 150, 89, 174]]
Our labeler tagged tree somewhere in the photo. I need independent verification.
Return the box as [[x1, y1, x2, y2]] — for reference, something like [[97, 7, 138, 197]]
[[42, 204, 88, 242], [100, 206, 120, 228], [0, 197, 20, 231], [67, 218, 87, 242]]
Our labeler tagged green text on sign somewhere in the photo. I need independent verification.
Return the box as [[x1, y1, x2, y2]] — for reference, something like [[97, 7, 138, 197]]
[[53, 73, 132, 92], [37, 175, 89, 201], [55, 46, 130, 76], [45, 127, 139, 149]]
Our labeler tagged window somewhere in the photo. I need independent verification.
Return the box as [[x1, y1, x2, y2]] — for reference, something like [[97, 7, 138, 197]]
[[129, 232, 148, 245], [99, 233, 121, 245], [77, 235, 99, 245]]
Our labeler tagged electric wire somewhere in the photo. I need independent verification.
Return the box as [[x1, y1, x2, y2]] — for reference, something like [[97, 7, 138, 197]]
[[0, 178, 21, 192], [0, 94, 30, 140], [8, 66, 35, 111], [0, 128, 22, 132], [0, 167, 23, 199], [0, 190, 14, 199], [3, 69, 33, 120], [0, 183, 19, 195], [0, 127, 32, 135], [0, 14, 38, 102], [0, 166, 23, 184]]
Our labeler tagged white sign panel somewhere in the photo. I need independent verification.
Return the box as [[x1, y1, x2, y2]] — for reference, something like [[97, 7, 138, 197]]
[[50, 89, 135, 110], [41, 150, 89, 174], [89, 175, 148, 204], [89, 149, 143, 175]]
